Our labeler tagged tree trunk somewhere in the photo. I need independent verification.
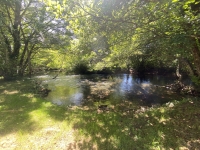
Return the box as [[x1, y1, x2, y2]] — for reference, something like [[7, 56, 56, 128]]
[[9, 0, 21, 59], [27, 50, 32, 77], [2, 0, 22, 80], [176, 59, 182, 81], [181, 58, 196, 76]]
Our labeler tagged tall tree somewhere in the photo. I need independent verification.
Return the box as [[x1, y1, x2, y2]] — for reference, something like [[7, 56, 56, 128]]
[[0, 0, 70, 79], [39, 0, 200, 85], [66, 0, 200, 80]]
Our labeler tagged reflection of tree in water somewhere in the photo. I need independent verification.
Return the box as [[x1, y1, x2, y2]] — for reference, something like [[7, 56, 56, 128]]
[[46, 74, 185, 107], [126, 74, 130, 83], [135, 74, 148, 84], [119, 74, 171, 106]]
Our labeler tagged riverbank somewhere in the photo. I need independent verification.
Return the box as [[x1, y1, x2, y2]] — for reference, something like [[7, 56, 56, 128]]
[[0, 82, 200, 149]]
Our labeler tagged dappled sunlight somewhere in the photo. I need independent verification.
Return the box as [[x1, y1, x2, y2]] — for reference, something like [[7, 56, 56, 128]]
[[0, 90, 76, 149], [0, 98, 39, 130], [2, 90, 19, 95], [141, 83, 151, 88], [158, 115, 170, 124], [63, 99, 200, 149], [21, 93, 35, 98], [0, 133, 17, 149], [0, 125, 75, 150], [0, 77, 199, 149], [0, 0, 199, 148], [1, 96, 200, 149], [23, 126, 74, 149], [187, 140, 200, 149]]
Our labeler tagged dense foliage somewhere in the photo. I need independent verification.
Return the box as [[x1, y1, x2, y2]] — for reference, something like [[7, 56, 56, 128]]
[[0, 0, 200, 85], [0, 0, 70, 79]]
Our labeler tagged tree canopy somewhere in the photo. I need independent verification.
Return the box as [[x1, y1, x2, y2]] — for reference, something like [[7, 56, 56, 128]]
[[0, 0, 71, 78], [0, 0, 200, 85]]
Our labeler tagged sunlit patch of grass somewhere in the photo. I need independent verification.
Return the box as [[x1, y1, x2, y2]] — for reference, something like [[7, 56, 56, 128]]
[[0, 78, 200, 149], [0, 92, 76, 149], [159, 107, 165, 113], [1, 97, 200, 149], [21, 93, 35, 98], [14, 124, 75, 149], [159, 115, 168, 123], [2, 90, 19, 95]]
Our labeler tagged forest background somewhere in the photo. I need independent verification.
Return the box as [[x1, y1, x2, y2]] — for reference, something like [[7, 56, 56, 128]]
[[0, 0, 200, 87]]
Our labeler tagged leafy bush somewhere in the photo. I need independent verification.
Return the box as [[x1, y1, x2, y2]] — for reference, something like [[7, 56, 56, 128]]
[[191, 76, 200, 87]]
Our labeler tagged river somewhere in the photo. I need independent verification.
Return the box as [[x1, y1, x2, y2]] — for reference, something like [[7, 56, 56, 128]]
[[32, 74, 190, 107]]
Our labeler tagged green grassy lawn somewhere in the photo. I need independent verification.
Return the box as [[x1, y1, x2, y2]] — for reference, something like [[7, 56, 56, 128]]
[[0, 80, 200, 150]]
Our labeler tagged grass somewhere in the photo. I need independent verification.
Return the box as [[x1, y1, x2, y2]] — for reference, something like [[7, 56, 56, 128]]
[[0, 79, 200, 149]]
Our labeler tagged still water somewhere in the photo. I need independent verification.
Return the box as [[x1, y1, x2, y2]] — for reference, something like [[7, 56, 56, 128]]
[[33, 74, 185, 107]]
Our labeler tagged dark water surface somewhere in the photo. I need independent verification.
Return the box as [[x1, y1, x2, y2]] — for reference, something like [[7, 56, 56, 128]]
[[33, 74, 187, 107]]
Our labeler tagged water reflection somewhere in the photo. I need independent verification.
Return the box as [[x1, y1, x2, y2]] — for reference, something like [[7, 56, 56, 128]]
[[116, 74, 152, 100], [34, 74, 181, 106]]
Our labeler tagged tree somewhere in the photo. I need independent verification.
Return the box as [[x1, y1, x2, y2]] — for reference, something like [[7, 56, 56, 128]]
[[66, 0, 200, 81], [0, 0, 70, 79], [24, 0, 200, 86]]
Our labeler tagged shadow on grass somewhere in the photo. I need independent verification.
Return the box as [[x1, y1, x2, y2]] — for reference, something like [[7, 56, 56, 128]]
[[0, 79, 200, 149], [0, 79, 66, 136], [0, 94, 41, 135], [62, 100, 200, 150]]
